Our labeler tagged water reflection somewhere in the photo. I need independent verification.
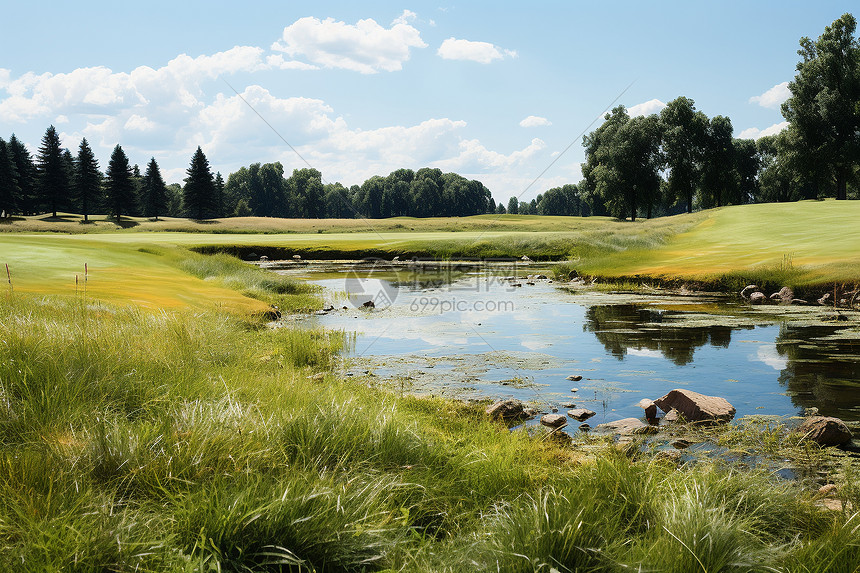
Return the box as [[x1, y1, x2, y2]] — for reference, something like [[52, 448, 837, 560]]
[[776, 325, 860, 417], [583, 305, 751, 366]]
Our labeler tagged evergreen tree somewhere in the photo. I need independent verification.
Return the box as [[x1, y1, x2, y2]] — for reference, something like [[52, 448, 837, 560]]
[[8, 135, 36, 215], [74, 138, 101, 222], [214, 171, 225, 218], [507, 196, 519, 214], [142, 157, 167, 220], [105, 145, 135, 219], [36, 125, 69, 217], [131, 164, 143, 216], [183, 146, 215, 219], [0, 138, 20, 216]]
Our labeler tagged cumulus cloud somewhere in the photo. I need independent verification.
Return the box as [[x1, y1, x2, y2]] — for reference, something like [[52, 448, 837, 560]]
[[738, 121, 789, 140], [519, 115, 551, 127], [627, 98, 666, 117], [437, 38, 516, 63], [749, 82, 790, 109], [433, 137, 545, 172], [272, 15, 427, 73]]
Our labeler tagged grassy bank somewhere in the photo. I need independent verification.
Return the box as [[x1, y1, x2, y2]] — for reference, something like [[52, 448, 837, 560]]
[[3, 201, 860, 295], [2, 292, 860, 572]]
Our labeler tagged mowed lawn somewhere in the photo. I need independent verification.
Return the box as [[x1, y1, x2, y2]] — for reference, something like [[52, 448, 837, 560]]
[[1, 200, 858, 312]]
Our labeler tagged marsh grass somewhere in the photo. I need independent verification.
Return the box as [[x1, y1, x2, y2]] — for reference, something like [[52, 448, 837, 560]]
[[2, 293, 860, 571]]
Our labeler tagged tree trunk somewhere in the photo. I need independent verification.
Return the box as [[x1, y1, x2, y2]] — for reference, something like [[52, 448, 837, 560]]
[[836, 168, 848, 200]]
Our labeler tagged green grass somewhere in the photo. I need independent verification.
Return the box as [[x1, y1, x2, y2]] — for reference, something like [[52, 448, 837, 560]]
[[1, 292, 860, 572]]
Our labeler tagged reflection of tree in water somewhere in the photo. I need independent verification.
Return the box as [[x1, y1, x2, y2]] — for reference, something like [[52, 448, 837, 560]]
[[584, 305, 745, 366], [775, 325, 860, 419]]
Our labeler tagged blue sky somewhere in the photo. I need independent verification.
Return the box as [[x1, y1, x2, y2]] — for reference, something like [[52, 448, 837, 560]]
[[0, 1, 856, 203]]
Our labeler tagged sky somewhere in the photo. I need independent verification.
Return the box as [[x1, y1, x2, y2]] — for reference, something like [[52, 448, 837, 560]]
[[0, 1, 856, 203]]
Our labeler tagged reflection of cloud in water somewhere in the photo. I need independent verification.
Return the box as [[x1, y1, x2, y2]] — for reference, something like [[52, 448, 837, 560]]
[[753, 344, 787, 371], [627, 348, 663, 358], [521, 338, 552, 350], [347, 318, 469, 347]]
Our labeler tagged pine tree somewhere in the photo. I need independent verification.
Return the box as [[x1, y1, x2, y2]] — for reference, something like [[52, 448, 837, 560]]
[[105, 145, 135, 219], [8, 135, 36, 215], [183, 146, 215, 220], [36, 125, 69, 217], [142, 157, 167, 220], [213, 171, 225, 218], [74, 138, 101, 222], [0, 138, 21, 216]]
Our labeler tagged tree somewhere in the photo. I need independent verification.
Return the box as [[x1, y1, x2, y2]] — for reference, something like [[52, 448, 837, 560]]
[[507, 196, 519, 214], [699, 115, 736, 208], [583, 107, 663, 220], [213, 172, 225, 218], [74, 138, 101, 222], [0, 138, 20, 216], [8, 135, 36, 215], [142, 157, 167, 220], [36, 125, 69, 217], [660, 97, 708, 213], [782, 13, 860, 200], [183, 146, 215, 219], [105, 145, 135, 219], [290, 168, 324, 218], [411, 168, 443, 217], [733, 138, 760, 204]]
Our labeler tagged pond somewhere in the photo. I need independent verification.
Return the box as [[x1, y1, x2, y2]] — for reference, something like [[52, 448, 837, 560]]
[[271, 260, 860, 430]]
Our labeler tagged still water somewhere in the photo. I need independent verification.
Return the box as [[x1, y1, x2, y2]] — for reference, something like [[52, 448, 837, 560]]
[[276, 261, 860, 426]]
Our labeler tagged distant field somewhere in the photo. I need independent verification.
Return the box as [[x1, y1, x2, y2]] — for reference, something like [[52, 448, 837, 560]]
[[1, 200, 858, 312]]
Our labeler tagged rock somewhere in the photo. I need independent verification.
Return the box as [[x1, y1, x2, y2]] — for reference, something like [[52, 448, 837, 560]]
[[818, 484, 838, 497], [653, 389, 736, 423], [512, 283, 523, 288], [568, 270, 579, 280], [292, 254, 302, 260], [818, 293, 832, 306], [579, 423, 591, 431], [637, 398, 657, 420], [521, 255, 532, 262], [535, 274, 548, 280], [526, 281, 536, 286], [594, 417, 658, 435], [486, 399, 527, 421], [551, 407, 558, 413], [655, 450, 682, 463], [671, 438, 692, 449], [567, 375, 583, 382], [392, 256, 400, 261], [778, 286, 794, 303], [795, 416, 853, 447], [522, 407, 537, 419], [259, 255, 269, 261], [541, 413, 567, 428], [740, 284, 759, 299], [570, 388, 579, 393], [820, 498, 844, 511], [362, 300, 375, 309], [804, 407, 820, 416], [791, 299, 809, 306], [663, 409, 681, 422], [248, 252, 258, 260], [749, 291, 767, 304], [567, 408, 596, 421], [769, 292, 782, 301], [562, 402, 576, 409]]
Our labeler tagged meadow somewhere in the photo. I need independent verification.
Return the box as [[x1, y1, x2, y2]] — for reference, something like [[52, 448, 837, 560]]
[[2, 202, 860, 571]]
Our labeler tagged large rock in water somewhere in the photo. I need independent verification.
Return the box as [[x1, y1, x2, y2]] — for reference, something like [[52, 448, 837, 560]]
[[749, 292, 767, 305], [486, 399, 527, 421], [795, 416, 853, 447], [654, 389, 736, 423], [567, 408, 596, 421]]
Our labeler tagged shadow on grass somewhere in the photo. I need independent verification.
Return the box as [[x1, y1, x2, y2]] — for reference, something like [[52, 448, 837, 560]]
[[0, 216, 25, 225], [111, 217, 140, 229]]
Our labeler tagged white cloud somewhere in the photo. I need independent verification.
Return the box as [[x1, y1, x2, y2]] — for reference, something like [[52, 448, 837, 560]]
[[437, 38, 516, 63], [392, 9, 417, 25], [738, 121, 789, 140], [749, 81, 790, 109], [272, 15, 427, 74], [519, 115, 551, 127], [627, 98, 666, 117], [55, 114, 69, 124], [0, 68, 11, 90], [752, 344, 787, 371], [124, 114, 156, 132], [265, 54, 319, 71], [433, 137, 545, 172]]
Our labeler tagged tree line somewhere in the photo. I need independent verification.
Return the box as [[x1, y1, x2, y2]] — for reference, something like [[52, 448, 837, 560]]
[[1, 14, 857, 221]]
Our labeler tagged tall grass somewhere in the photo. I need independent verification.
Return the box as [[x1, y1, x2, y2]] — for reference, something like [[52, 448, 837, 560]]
[[1, 292, 859, 571]]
